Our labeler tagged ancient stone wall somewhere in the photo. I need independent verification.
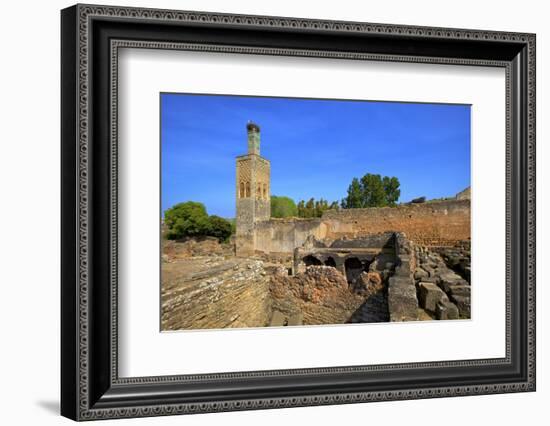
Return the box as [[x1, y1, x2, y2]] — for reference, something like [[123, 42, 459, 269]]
[[320, 199, 470, 247], [388, 233, 419, 321], [292, 232, 396, 278], [249, 199, 470, 254], [253, 218, 327, 254], [269, 265, 364, 326]]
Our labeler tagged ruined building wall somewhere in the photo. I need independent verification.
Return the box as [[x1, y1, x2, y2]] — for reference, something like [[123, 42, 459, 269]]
[[321, 200, 470, 247], [250, 200, 470, 254], [253, 218, 327, 254], [235, 122, 469, 255]]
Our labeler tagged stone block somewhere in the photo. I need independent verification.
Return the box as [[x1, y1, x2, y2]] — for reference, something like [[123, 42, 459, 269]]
[[435, 299, 459, 320], [418, 282, 448, 312], [439, 270, 463, 283], [438, 271, 467, 293], [414, 267, 429, 280], [395, 255, 412, 277], [270, 310, 286, 326], [287, 312, 303, 326], [399, 255, 412, 268], [421, 275, 439, 284], [423, 265, 436, 277], [394, 265, 410, 277], [450, 295, 471, 318], [388, 276, 418, 322], [448, 284, 471, 298]]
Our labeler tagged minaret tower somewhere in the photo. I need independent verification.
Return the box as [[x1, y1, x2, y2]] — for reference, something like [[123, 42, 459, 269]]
[[235, 122, 271, 256]]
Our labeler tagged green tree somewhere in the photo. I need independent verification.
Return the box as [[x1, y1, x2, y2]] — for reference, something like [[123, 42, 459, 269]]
[[206, 215, 233, 242], [341, 177, 363, 208], [383, 176, 401, 206], [360, 173, 387, 207], [297, 200, 305, 218], [341, 173, 401, 208], [314, 198, 330, 217], [296, 197, 338, 217], [164, 201, 233, 242], [271, 195, 298, 218], [329, 201, 339, 210], [164, 201, 210, 239], [304, 198, 315, 218]]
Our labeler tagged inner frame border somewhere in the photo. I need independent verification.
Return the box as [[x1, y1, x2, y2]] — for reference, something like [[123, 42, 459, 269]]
[[111, 40, 510, 383]]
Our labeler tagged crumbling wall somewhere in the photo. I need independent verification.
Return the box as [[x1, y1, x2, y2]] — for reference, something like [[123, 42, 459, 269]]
[[249, 200, 470, 255], [292, 232, 395, 277], [292, 232, 422, 323], [253, 218, 327, 254], [387, 233, 419, 321], [269, 265, 364, 326], [414, 241, 472, 319], [322, 200, 470, 247]]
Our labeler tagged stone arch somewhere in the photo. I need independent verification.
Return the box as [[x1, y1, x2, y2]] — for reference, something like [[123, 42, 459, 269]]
[[263, 183, 267, 199], [239, 182, 245, 198], [303, 255, 322, 267], [245, 182, 250, 198], [344, 257, 364, 284]]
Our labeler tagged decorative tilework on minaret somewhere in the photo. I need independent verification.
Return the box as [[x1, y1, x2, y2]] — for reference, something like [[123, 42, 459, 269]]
[[236, 122, 271, 256]]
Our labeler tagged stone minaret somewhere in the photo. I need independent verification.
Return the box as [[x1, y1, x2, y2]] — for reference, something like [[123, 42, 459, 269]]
[[236, 122, 271, 256]]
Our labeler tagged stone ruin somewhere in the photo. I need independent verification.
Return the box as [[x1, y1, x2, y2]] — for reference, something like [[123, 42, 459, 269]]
[[234, 122, 472, 257], [160, 122, 472, 330], [287, 232, 472, 324], [161, 231, 471, 330], [288, 232, 416, 323], [414, 241, 471, 319]]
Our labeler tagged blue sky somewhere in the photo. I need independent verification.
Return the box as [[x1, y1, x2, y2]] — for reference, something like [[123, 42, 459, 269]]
[[161, 93, 470, 218]]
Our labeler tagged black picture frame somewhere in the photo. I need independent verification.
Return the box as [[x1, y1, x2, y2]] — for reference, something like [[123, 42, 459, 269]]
[[61, 4, 536, 421]]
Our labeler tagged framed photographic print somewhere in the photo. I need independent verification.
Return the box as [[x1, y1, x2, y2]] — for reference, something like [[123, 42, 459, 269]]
[[61, 4, 536, 421]]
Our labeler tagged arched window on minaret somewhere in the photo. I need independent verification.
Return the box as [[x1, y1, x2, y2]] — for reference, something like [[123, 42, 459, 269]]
[[257, 183, 261, 198], [239, 182, 244, 198], [263, 183, 267, 199], [245, 182, 250, 198]]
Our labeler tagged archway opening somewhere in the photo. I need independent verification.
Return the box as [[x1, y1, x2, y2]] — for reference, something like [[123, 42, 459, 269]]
[[324, 257, 336, 268], [303, 255, 322, 267], [344, 257, 364, 284]]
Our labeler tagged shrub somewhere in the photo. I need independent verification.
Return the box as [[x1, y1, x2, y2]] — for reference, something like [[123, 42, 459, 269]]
[[271, 195, 298, 218], [164, 201, 233, 242], [207, 215, 233, 242]]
